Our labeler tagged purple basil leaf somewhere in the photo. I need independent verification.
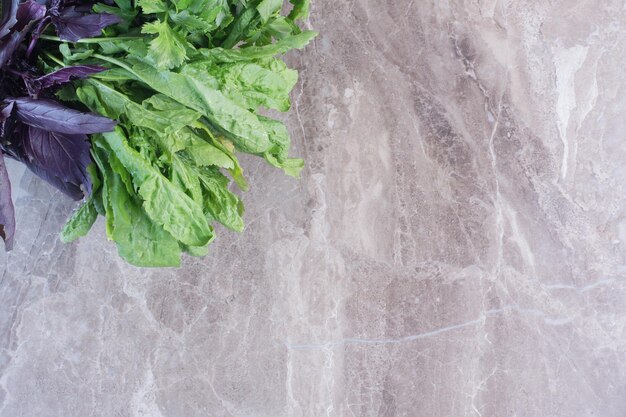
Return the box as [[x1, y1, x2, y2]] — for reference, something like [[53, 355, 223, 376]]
[[0, 100, 13, 122], [0, 151, 15, 250], [0, 29, 23, 68], [0, 101, 14, 140], [0, 0, 18, 39], [13, 0, 46, 32], [25, 15, 50, 58], [10, 97, 117, 134], [24, 161, 86, 198], [19, 124, 91, 199], [27, 65, 107, 96], [0, 0, 44, 68], [53, 7, 121, 42]]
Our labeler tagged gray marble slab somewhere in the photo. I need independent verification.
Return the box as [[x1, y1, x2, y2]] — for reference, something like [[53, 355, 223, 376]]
[[1, 1, 626, 416]]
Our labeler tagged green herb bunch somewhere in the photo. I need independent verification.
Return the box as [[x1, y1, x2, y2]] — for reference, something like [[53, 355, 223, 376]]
[[50, 0, 315, 267]]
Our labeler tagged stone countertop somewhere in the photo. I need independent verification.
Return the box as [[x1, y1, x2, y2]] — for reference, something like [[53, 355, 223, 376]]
[[1, 1, 626, 416]]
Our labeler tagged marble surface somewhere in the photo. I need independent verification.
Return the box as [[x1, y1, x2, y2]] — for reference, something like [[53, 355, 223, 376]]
[[2, 1, 626, 416]]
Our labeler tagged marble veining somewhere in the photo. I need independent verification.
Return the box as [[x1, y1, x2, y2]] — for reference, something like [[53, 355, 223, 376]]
[[1, 1, 626, 416]]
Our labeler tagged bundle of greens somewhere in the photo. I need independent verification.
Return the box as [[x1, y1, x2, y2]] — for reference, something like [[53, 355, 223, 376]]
[[0, 0, 315, 267]]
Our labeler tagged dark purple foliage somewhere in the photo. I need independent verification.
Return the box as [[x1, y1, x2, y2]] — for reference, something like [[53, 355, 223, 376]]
[[26, 64, 107, 96], [13, 0, 45, 32], [1, 0, 120, 69], [0, 0, 119, 250], [0, 100, 12, 119], [19, 124, 92, 199], [0, 102, 13, 145], [1, 97, 116, 200], [0, 28, 24, 67], [10, 97, 116, 134], [52, 6, 121, 42], [0, 0, 18, 39], [0, 151, 15, 249], [0, 0, 45, 67]]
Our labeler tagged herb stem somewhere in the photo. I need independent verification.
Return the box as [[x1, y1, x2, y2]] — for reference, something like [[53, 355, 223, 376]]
[[39, 35, 144, 43], [5, 67, 26, 78], [91, 54, 142, 81], [43, 52, 65, 66], [92, 54, 132, 71]]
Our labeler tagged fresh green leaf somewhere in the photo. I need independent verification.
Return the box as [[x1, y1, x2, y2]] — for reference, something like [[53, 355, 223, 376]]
[[137, 0, 167, 14], [60, 200, 98, 243], [95, 143, 182, 267], [91, 147, 115, 239], [183, 243, 210, 257], [171, 156, 204, 203], [43, 0, 316, 266], [257, 0, 283, 23], [201, 31, 317, 62], [288, 0, 310, 21], [127, 60, 272, 153], [196, 167, 244, 231], [142, 20, 189, 69], [258, 115, 303, 177], [168, 127, 235, 168], [169, 10, 217, 33], [220, 6, 258, 48], [102, 129, 214, 247], [265, 16, 294, 40], [264, 153, 304, 177], [59, 44, 95, 62], [93, 3, 138, 29], [216, 59, 298, 111], [77, 80, 233, 173], [113, 0, 133, 11]]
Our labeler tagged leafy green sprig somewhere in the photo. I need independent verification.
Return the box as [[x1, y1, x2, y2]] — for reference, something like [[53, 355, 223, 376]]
[[49, 0, 315, 266]]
